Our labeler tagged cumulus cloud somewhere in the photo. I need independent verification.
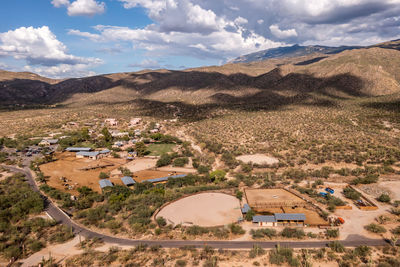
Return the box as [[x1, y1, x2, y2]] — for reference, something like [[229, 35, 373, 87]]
[[51, 0, 105, 17], [0, 26, 102, 78], [129, 59, 162, 69], [269, 24, 298, 39]]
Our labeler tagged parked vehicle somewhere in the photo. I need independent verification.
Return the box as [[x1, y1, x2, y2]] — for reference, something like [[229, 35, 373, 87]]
[[337, 217, 345, 224], [325, 187, 334, 194], [319, 192, 328, 198]]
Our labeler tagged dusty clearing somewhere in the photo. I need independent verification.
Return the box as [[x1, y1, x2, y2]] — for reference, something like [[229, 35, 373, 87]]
[[359, 180, 400, 200], [40, 152, 126, 194], [156, 193, 242, 227], [111, 157, 157, 175], [132, 170, 183, 182], [236, 154, 279, 165], [245, 188, 305, 207]]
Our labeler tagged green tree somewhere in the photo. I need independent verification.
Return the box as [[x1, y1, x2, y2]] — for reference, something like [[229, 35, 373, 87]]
[[135, 142, 148, 157], [377, 194, 391, 203], [99, 172, 109, 179], [236, 190, 243, 200], [102, 127, 112, 143], [210, 170, 226, 183], [156, 153, 172, 167]]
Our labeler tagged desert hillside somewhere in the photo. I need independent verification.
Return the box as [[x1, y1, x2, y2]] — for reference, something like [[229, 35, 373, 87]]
[[1, 43, 400, 107]]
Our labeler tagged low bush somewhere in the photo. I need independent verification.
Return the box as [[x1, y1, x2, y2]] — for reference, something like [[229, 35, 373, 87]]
[[364, 223, 386, 234]]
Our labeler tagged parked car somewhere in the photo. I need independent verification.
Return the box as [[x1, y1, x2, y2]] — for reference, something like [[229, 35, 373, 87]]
[[325, 187, 334, 194]]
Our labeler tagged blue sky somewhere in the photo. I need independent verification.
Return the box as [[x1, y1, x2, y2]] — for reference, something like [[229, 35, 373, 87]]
[[0, 0, 399, 78]]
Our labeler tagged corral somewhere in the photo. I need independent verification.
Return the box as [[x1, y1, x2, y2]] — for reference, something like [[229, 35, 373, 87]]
[[40, 152, 126, 194], [245, 188, 328, 226], [245, 188, 306, 211], [156, 193, 242, 227]]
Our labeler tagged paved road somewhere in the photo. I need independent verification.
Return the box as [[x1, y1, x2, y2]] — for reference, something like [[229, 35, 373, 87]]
[[2, 165, 390, 249]]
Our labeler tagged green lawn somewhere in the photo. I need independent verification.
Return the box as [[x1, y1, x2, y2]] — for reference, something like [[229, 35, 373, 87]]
[[147, 144, 176, 156]]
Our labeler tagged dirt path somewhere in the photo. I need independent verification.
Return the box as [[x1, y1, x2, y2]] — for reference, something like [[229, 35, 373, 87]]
[[175, 130, 202, 154]]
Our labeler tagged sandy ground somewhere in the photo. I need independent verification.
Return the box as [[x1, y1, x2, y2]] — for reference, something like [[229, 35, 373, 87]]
[[0, 171, 12, 181], [323, 183, 388, 239], [359, 180, 400, 200], [156, 193, 242, 227], [40, 152, 126, 194], [236, 154, 279, 165], [245, 188, 305, 206], [157, 166, 197, 173], [110, 158, 158, 175]]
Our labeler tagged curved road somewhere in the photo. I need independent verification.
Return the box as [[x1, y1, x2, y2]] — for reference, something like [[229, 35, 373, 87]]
[[3, 165, 390, 249]]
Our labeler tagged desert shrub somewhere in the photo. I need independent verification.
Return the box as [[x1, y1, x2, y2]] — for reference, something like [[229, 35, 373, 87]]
[[280, 228, 305, 239], [250, 228, 277, 239], [49, 225, 75, 243], [328, 241, 345, 253], [229, 223, 245, 235], [156, 153, 173, 167], [354, 245, 371, 259], [173, 157, 189, 167], [186, 225, 210, 235], [99, 172, 109, 179], [249, 244, 265, 258], [245, 210, 256, 221], [156, 216, 167, 227], [175, 259, 187, 267], [209, 170, 226, 183], [377, 194, 391, 203], [269, 245, 297, 266], [364, 223, 386, 233], [351, 174, 379, 185], [343, 187, 361, 200], [326, 229, 340, 238]]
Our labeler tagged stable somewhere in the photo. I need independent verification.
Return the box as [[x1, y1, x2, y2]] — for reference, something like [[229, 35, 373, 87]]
[[76, 151, 100, 160], [121, 176, 136, 186], [66, 147, 92, 152], [99, 179, 113, 189], [146, 174, 187, 184], [252, 213, 306, 227]]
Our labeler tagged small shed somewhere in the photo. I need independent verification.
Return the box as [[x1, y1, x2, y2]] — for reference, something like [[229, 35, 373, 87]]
[[121, 176, 136, 186], [99, 179, 113, 189], [241, 204, 251, 214]]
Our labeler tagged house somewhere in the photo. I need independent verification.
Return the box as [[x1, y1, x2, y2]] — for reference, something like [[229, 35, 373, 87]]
[[39, 139, 58, 146], [112, 141, 124, 148], [241, 204, 251, 214], [111, 131, 129, 138], [252, 213, 306, 227], [253, 215, 277, 227], [129, 118, 142, 127], [76, 151, 100, 160], [105, 118, 118, 126], [121, 176, 136, 186], [66, 147, 92, 152], [150, 129, 159, 133], [99, 179, 113, 189]]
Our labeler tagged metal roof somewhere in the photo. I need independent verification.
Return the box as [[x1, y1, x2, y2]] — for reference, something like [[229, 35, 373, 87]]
[[99, 179, 113, 189], [274, 213, 306, 221], [146, 174, 187, 183], [252, 215, 276, 223], [121, 176, 136, 186], [66, 147, 92, 152], [76, 151, 99, 157], [241, 204, 251, 213], [100, 149, 110, 154]]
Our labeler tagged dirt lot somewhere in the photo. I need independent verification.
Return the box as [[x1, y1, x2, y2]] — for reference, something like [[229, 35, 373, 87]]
[[40, 152, 126, 194], [110, 157, 158, 176], [359, 180, 400, 200], [236, 154, 279, 165], [282, 207, 328, 226], [132, 170, 181, 182], [245, 188, 305, 207], [156, 193, 242, 227]]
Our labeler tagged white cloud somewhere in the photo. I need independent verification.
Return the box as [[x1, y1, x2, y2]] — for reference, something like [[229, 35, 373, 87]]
[[68, 0, 105, 16], [51, 0, 105, 17], [129, 59, 161, 69], [24, 64, 96, 78], [51, 0, 70, 8], [0, 26, 102, 78], [269, 24, 298, 39], [234, 16, 248, 25], [68, 29, 102, 41]]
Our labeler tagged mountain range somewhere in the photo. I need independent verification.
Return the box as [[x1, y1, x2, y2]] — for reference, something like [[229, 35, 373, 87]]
[[1, 39, 400, 108]]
